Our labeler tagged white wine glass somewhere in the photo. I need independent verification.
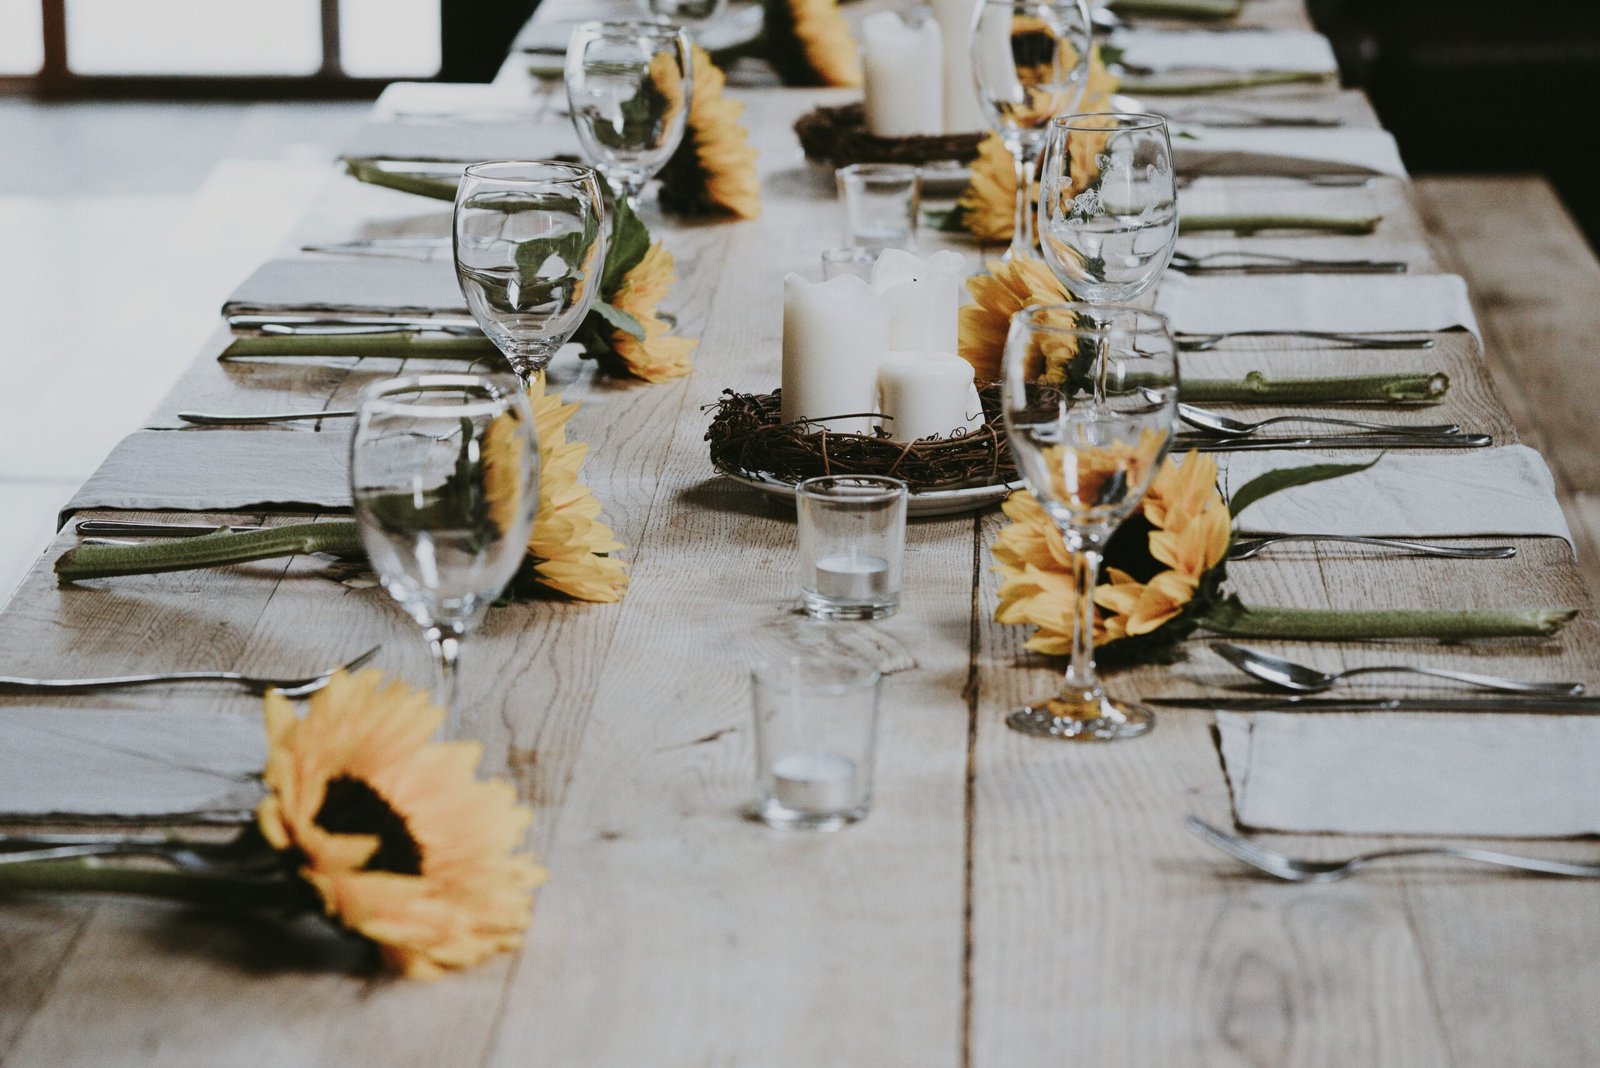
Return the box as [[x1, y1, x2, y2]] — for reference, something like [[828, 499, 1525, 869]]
[[565, 20, 693, 211], [1039, 112, 1178, 303], [1000, 302, 1179, 740], [453, 160, 609, 385], [970, 0, 1093, 262], [351, 374, 540, 731]]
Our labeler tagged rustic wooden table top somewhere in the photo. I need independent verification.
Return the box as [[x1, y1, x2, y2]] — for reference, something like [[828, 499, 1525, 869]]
[[4, 2, 1600, 1064]]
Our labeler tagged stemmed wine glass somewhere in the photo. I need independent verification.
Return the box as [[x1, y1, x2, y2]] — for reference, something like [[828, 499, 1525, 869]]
[[970, 0, 1093, 262], [453, 160, 608, 385], [1039, 112, 1178, 303], [565, 21, 693, 212], [351, 374, 540, 732], [1000, 303, 1179, 740]]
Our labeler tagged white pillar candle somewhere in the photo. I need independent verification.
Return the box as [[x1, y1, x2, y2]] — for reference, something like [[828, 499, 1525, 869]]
[[781, 273, 893, 435], [861, 10, 945, 138], [928, 0, 987, 133], [878, 351, 986, 442], [872, 248, 968, 353]]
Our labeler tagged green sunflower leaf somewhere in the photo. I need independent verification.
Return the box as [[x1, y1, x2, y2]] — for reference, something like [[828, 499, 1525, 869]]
[[1227, 456, 1382, 519]]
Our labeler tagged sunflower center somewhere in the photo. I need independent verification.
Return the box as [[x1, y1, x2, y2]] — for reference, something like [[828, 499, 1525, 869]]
[[314, 776, 424, 875]]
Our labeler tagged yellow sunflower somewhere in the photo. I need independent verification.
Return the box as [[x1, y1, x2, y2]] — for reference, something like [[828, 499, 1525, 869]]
[[481, 408, 532, 538], [768, 0, 862, 87], [992, 451, 1232, 653], [958, 257, 1074, 384], [609, 241, 697, 383], [257, 669, 544, 980], [647, 51, 688, 136], [525, 376, 632, 603], [660, 44, 761, 220]]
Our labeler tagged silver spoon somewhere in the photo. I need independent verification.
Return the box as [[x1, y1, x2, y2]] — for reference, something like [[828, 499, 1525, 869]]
[[1210, 641, 1585, 696], [1178, 403, 1459, 438], [1228, 534, 1516, 561], [1179, 331, 1436, 352]]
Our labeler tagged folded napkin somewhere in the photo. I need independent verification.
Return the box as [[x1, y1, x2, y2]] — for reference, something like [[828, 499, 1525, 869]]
[[62, 430, 351, 520], [1217, 446, 1573, 544], [1217, 711, 1600, 837], [339, 121, 581, 165], [0, 707, 262, 821], [223, 258, 467, 318], [1155, 274, 1479, 339], [1172, 128, 1408, 178], [372, 81, 549, 123], [1119, 31, 1338, 74]]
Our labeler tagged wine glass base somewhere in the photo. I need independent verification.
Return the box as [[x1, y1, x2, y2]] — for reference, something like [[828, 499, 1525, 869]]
[[1006, 695, 1154, 741]]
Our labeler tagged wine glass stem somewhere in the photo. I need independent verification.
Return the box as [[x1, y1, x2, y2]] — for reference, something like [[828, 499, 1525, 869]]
[[426, 626, 464, 732], [1062, 543, 1105, 704], [1008, 143, 1040, 261]]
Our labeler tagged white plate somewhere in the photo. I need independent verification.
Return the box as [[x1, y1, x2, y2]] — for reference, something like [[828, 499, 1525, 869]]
[[723, 470, 1022, 517]]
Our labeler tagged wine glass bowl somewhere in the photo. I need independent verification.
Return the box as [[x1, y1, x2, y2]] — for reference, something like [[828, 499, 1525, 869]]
[[452, 160, 609, 384], [1000, 303, 1179, 739], [350, 373, 540, 729], [970, 0, 1093, 261], [1039, 112, 1178, 304], [565, 20, 693, 209]]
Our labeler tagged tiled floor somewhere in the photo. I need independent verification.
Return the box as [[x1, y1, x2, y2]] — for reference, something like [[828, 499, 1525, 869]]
[[0, 98, 367, 599]]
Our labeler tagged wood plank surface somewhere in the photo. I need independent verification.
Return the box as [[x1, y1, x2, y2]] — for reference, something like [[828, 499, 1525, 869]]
[[3, 10, 1600, 1068]]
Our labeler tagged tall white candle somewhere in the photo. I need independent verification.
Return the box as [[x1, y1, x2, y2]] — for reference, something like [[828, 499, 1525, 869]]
[[928, 0, 987, 133], [781, 273, 893, 435], [878, 352, 985, 441], [861, 10, 945, 138], [872, 248, 967, 353]]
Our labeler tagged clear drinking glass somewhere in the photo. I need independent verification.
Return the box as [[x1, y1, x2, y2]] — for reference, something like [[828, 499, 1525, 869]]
[[970, 0, 1093, 262], [796, 475, 909, 621], [836, 163, 921, 253], [564, 21, 693, 211], [637, 0, 726, 29], [350, 374, 539, 729], [820, 245, 878, 280], [1000, 303, 1179, 740], [453, 160, 608, 384], [1039, 113, 1178, 303], [751, 655, 882, 831]]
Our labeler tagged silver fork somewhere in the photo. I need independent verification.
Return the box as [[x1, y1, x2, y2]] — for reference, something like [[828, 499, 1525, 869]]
[[1185, 817, 1600, 882], [1179, 331, 1436, 352], [0, 646, 379, 697], [1229, 534, 1516, 560]]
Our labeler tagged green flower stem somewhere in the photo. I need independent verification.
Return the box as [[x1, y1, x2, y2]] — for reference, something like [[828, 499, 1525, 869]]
[[343, 159, 459, 201], [1179, 213, 1381, 235], [1199, 603, 1579, 641], [0, 857, 295, 910], [1124, 71, 1330, 96], [1181, 371, 1449, 404], [56, 522, 363, 583], [1109, 0, 1240, 17], [222, 334, 500, 360]]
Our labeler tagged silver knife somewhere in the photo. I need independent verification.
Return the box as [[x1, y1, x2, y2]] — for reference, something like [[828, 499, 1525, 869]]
[[1151, 696, 1600, 713], [1182, 433, 1492, 451], [176, 410, 356, 425], [76, 520, 264, 537], [227, 314, 481, 336], [301, 238, 449, 259]]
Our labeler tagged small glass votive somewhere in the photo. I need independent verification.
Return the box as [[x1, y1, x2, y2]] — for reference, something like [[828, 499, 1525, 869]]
[[796, 475, 908, 621], [836, 163, 920, 253], [820, 245, 877, 280], [751, 655, 881, 831]]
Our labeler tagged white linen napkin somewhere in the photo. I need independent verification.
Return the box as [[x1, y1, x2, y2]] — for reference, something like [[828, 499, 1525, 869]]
[[223, 258, 467, 317], [339, 121, 581, 165], [372, 81, 549, 122], [1171, 128, 1408, 178], [1156, 274, 1479, 340], [63, 430, 351, 519], [1217, 711, 1600, 837], [1218, 446, 1573, 545], [1119, 30, 1338, 74], [0, 707, 263, 821]]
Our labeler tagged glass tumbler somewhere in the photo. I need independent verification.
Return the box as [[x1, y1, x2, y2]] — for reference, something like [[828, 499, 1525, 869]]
[[836, 163, 921, 253], [751, 655, 882, 831], [796, 475, 909, 621]]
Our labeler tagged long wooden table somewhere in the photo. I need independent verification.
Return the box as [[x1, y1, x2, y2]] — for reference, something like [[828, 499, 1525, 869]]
[[4, 5, 1600, 1065]]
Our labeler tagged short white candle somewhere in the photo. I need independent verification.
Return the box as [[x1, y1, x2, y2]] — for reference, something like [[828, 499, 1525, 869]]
[[861, 10, 945, 138], [772, 751, 858, 812], [872, 248, 967, 354], [928, 0, 988, 133], [781, 273, 893, 435], [813, 551, 893, 600], [878, 352, 985, 442]]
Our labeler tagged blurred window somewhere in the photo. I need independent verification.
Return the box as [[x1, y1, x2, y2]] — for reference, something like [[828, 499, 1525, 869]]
[[0, 0, 45, 74], [340, 0, 440, 78]]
